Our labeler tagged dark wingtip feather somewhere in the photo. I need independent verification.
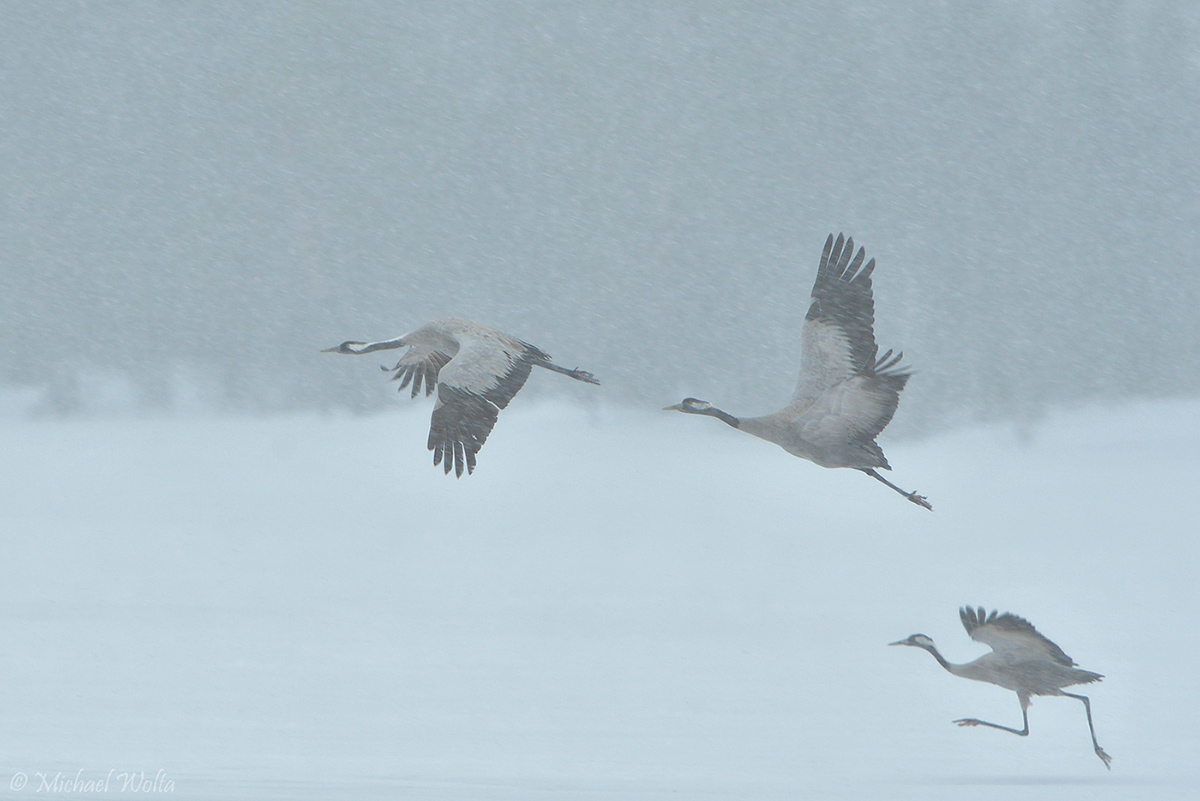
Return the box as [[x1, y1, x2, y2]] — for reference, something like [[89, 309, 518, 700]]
[[960, 605, 985, 633], [846, 246, 865, 280], [859, 256, 876, 282], [836, 236, 853, 273], [453, 441, 466, 478]]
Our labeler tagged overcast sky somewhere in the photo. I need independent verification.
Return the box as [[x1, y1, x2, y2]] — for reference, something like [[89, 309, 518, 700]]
[[3, 2, 1199, 431]]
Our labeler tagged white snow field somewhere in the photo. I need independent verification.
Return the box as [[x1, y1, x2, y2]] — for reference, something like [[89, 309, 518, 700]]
[[1, 399, 1197, 800]]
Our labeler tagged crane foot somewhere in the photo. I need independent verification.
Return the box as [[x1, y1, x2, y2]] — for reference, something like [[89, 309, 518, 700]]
[[907, 492, 933, 511], [1096, 746, 1113, 769]]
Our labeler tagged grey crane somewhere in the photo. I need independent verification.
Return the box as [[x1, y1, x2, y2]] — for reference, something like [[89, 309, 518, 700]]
[[322, 318, 599, 476], [664, 233, 930, 509], [891, 606, 1112, 769]]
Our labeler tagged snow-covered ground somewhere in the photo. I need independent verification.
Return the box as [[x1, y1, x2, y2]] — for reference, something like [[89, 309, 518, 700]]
[[1, 400, 1197, 799]]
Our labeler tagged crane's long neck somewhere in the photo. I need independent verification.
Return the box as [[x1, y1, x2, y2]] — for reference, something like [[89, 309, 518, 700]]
[[921, 642, 954, 673], [704, 406, 740, 428]]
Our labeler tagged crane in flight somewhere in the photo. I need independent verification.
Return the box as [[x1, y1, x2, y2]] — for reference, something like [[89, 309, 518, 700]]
[[323, 318, 598, 476], [665, 233, 930, 509], [891, 606, 1112, 769]]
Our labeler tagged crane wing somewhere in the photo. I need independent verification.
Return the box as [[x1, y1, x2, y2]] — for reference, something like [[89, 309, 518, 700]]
[[385, 345, 454, 398], [792, 234, 881, 406], [426, 334, 539, 477], [960, 607, 1077, 667]]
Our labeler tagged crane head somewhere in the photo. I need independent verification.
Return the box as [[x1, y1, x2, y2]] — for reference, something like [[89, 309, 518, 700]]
[[321, 341, 368, 355], [663, 398, 712, 413], [889, 634, 934, 649]]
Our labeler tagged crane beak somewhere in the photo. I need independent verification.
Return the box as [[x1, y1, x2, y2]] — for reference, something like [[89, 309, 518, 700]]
[[888, 639, 907, 646], [662, 403, 684, 411], [319, 347, 340, 353]]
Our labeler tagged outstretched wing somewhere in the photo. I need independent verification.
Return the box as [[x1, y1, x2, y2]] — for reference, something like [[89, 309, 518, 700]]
[[426, 334, 538, 477], [960, 606, 1076, 667], [385, 345, 454, 398], [792, 234, 883, 406]]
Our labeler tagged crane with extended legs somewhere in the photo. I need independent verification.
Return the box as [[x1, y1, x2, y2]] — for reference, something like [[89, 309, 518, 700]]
[[323, 318, 598, 476], [891, 606, 1112, 768], [665, 233, 930, 509]]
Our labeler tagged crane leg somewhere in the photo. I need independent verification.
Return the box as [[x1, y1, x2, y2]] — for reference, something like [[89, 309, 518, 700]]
[[1061, 692, 1112, 769], [954, 694, 1029, 736], [534, 360, 600, 385], [860, 469, 933, 510]]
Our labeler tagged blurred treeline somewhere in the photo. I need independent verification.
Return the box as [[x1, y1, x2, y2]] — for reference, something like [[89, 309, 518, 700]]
[[2, 2, 1198, 432]]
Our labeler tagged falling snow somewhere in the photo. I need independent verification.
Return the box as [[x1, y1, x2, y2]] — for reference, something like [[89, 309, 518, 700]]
[[3, 4, 1199, 799]]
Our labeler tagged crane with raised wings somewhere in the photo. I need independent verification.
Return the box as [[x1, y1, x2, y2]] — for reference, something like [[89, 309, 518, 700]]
[[891, 606, 1112, 768], [664, 233, 930, 509]]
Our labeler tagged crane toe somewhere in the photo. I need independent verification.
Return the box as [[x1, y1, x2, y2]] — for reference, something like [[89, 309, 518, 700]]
[[570, 368, 600, 385], [907, 492, 933, 510]]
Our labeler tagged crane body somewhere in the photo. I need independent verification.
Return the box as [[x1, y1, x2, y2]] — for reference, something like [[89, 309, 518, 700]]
[[323, 318, 598, 477]]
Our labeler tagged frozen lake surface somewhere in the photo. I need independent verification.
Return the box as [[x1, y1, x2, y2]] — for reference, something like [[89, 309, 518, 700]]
[[2, 400, 1197, 799]]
